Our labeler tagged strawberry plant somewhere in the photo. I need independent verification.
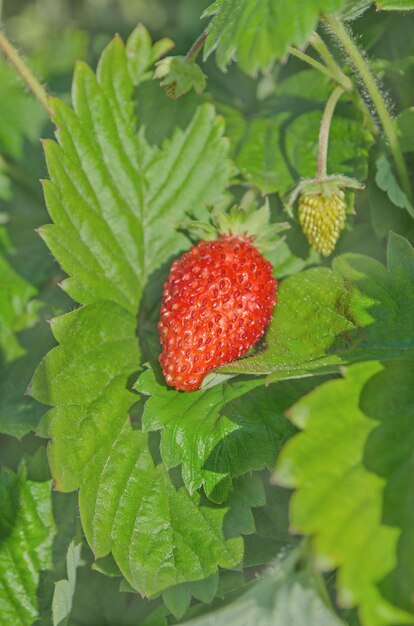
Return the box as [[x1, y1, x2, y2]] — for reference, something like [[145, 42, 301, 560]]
[[2, 1, 414, 624]]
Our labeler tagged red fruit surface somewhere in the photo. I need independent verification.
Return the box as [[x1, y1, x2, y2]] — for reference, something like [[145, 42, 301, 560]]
[[158, 235, 277, 391]]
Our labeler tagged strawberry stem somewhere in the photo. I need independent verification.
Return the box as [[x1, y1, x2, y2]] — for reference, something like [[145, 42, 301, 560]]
[[0, 30, 51, 115], [317, 86, 345, 180], [323, 14, 412, 203], [186, 29, 208, 63]]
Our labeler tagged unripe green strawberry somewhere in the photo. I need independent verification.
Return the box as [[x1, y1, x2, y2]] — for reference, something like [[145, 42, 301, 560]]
[[158, 235, 277, 392], [298, 189, 346, 257]]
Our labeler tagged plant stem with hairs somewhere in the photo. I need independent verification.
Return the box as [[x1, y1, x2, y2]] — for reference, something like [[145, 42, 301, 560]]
[[323, 13, 412, 202], [0, 30, 51, 115]]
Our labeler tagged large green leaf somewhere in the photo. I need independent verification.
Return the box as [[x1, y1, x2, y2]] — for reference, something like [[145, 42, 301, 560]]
[[30, 302, 263, 596], [40, 31, 231, 314], [202, 0, 348, 75], [0, 467, 55, 626], [275, 362, 414, 626], [182, 551, 346, 626], [136, 366, 323, 503], [219, 233, 414, 382]]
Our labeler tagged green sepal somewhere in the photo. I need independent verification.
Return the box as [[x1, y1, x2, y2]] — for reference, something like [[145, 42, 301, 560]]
[[154, 56, 207, 99], [180, 200, 290, 253]]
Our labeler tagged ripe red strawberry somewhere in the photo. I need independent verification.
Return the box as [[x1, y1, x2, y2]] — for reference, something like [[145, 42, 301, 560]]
[[158, 235, 277, 391]]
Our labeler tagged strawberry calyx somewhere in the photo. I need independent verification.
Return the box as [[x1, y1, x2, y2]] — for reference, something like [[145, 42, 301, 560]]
[[180, 200, 290, 254]]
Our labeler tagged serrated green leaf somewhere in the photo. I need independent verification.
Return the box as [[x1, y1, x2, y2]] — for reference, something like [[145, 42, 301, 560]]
[[0, 467, 55, 626], [136, 364, 306, 503], [275, 362, 414, 626], [375, 153, 414, 217], [30, 303, 262, 596], [182, 553, 346, 626], [219, 233, 414, 382], [202, 0, 348, 75], [52, 541, 83, 626], [41, 34, 231, 314]]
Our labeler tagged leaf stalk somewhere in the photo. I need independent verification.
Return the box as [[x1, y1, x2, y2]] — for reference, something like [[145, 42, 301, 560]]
[[318, 86, 345, 180]]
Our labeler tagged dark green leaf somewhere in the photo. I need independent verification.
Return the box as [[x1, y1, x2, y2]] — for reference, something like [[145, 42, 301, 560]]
[[137, 364, 303, 502]]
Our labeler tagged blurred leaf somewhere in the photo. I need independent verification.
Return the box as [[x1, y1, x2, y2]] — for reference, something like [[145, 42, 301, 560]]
[[375, 153, 414, 217], [162, 574, 218, 620], [220, 233, 414, 382], [397, 108, 414, 152], [219, 70, 373, 196], [182, 551, 346, 626], [136, 364, 304, 503], [275, 362, 414, 625], [362, 360, 414, 615], [0, 254, 37, 363], [0, 467, 55, 626], [376, 0, 414, 9], [52, 541, 83, 626], [0, 59, 45, 160], [202, 0, 348, 75]]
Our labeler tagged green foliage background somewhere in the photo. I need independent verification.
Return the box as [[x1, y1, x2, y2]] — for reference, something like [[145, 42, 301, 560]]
[[2, 1, 414, 625]]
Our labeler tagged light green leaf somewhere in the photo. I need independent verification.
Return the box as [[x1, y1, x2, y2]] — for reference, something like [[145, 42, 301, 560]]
[[182, 552, 346, 626], [219, 233, 414, 382], [202, 0, 348, 75], [137, 365, 316, 503], [30, 303, 262, 597], [375, 153, 414, 217], [40, 34, 232, 314], [52, 541, 83, 626], [376, 0, 414, 9], [0, 467, 55, 626], [275, 362, 414, 626]]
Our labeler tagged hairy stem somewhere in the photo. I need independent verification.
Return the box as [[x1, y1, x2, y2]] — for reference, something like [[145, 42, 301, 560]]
[[186, 29, 208, 62], [309, 32, 353, 92], [318, 86, 345, 179], [0, 30, 51, 115], [287, 46, 350, 90], [323, 14, 412, 201]]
